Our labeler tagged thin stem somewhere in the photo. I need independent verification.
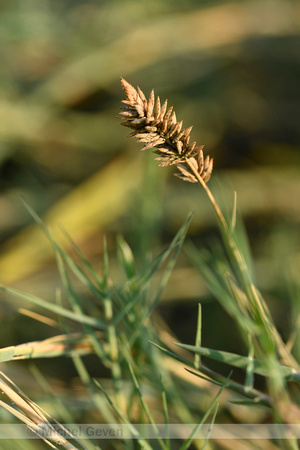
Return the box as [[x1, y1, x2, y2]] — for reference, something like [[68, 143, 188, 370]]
[[186, 159, 228, 230], [103, 298, 122, 404]]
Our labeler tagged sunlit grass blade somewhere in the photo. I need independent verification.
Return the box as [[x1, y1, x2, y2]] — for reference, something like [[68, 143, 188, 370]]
[[0, 333, 97, 361], [0, 372, 89, 449], [194, 303, 202, 369], [0, 348, 15, 362], [18, 308, 58, 328], [117, 235, 136, 280], [230, 191, 237, 231], [245, 335, 255, 388]]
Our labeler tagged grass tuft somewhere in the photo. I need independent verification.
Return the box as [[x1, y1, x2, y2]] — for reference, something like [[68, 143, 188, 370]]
[[0, 78, 298, 449]]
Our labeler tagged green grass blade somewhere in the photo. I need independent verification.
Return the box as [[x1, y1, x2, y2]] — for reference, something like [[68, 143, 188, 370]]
[[0, 285, 106, 330], [202, 403, 219, 450], [180, 387, 222, 450], [53, 247, 109, 363], [103, 296, 122, 399], [93, 379, 153, 450], [185, 368, 271, 407], [160, 375, 170, 450], [29, 365, 74, 424], [149, 341, 195, 369], [175, 343, 295, 378], [0, 348, 15, 362], [21, 198, 106, 300], [59, 224, 105, 289], [117, 235, 136, 279], [194, 303, 202, 369], [102, 235, 109, 288], [245, 335, 255, 388], [112, 213, 193, 327], [128, 364, 168, 450], [72, 355, 115, 424], [137, 212, 193, 290]]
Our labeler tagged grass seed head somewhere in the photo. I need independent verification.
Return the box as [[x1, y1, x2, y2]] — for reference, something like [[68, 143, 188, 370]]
[[119, 77, 213, 184]]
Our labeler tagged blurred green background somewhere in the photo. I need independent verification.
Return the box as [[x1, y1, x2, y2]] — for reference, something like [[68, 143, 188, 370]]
[[0, 0, 299, 426]]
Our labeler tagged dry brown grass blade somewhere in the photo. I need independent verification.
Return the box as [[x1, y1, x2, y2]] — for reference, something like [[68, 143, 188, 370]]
[[0, 333, 98, 361], [0, 372, 88, 449]]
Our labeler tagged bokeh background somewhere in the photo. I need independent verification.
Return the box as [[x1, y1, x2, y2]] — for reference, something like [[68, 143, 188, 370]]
[[0, 0, 300, 434]]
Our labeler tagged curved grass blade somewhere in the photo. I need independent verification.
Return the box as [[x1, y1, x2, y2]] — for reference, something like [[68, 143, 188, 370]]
[[175, 343, 295, 379], [0, 285, 106, 330], [112, 212, 193, 327], [128, 364, 168, 450], [93, 379, 153, 450]]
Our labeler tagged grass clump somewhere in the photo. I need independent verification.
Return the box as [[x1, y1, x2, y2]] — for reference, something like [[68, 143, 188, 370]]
[[0, 78, 298, 449]]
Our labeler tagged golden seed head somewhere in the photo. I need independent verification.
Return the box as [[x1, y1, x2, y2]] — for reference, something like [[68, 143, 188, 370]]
[[119, 77, 213, 183]]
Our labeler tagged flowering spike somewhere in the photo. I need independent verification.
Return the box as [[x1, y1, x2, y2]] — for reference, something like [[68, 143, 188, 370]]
[[119, 78, 213, 183]]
